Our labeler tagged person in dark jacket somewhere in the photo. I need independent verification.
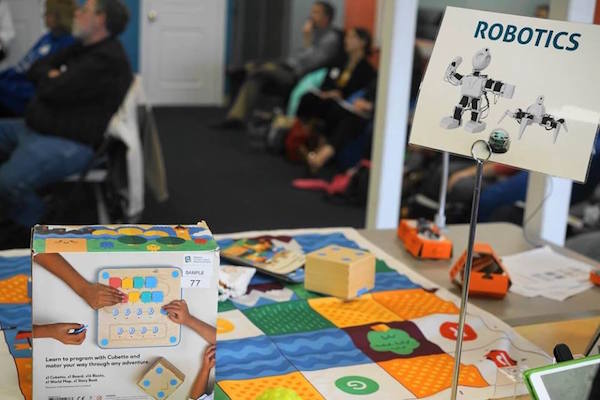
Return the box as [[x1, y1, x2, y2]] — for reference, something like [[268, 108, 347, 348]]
[[220, 1, 342, 128], [0, 0, 132, 228], [295, 27, 376, 172], [296, 28, 376, 122], [0, 0, 76, 117]]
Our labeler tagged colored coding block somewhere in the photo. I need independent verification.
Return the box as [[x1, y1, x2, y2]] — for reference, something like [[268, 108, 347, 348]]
[[141, 291, 152, 303], [129, 291, 140, 303], [109, 277, 121, 288], [146, 276, 158, 288], [122, 277, 133, 289], [152, 291, 164, 303], [133, 277, 144, 289]]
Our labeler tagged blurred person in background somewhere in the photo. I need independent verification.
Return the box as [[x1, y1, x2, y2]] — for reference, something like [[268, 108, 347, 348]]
[[0, 0, 76, 117], [0, 0, 132, 235], [219, 1, 342, 129], [295, 27, 376, 172]]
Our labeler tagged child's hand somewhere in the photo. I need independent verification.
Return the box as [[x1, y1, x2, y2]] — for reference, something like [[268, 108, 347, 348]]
[[162, 300, 191, 325], [202, 344, 216, 370], [35, 323, 86, 345], [82, 282, 125, 310]]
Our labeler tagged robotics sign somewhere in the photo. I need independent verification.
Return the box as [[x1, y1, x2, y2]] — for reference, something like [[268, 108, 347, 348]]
[[410, 7, 599, 182]]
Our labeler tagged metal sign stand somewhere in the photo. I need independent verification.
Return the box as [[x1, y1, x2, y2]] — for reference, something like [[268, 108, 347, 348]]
[[435, 151, 450, 229], [450, 140, 492, 400]]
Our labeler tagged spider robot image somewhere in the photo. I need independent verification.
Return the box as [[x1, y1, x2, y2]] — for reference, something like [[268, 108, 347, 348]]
[[498, 95, 568, 144], [441, 48, 515, 133]]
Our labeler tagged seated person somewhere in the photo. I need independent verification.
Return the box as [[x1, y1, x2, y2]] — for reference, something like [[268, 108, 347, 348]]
[[221, 1, 342, 128], [295, 28, 376, 172], [0, 0, 133, 229], [0, 0, 76, 117], [302, 78, 377, 173]]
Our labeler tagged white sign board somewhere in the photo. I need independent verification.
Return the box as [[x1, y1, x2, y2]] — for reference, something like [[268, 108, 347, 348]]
[[410, 7, 599, 182]]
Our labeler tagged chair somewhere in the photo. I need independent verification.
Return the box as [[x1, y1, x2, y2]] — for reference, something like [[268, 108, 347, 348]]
[[62, 76, 146, 224]]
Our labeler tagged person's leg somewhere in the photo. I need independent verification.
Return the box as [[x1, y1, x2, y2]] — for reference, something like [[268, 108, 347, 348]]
[[227, 63, 295, 122], [0, 118, 22, 160], [296, 92, 324, 121], [226, 78, 261, 122], [0, 127, 94, 227], [327, 113, 367, 151]]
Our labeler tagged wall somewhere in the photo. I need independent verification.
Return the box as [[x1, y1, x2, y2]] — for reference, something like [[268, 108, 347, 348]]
[[120, 0, 139, 72], [417, 0, 548, 16], [345, 0, 376, 34], [288, 0, 345, 55]]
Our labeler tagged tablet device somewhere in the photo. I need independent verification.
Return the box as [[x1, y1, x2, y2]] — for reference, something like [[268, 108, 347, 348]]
[[524, 355, 600, 400], [585, 324, 600, 356]]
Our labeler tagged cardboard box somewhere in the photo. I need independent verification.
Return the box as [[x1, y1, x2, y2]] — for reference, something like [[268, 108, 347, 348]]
[[31, 223, 218, 399], [305, 245, 375, 299]]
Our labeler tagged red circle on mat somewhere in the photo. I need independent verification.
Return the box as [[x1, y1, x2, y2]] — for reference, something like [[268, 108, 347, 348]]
[[440, 322, 478, 341]]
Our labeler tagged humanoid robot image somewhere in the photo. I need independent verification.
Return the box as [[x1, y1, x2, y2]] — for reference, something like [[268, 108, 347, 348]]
[[441, 48, 515, 133], [498, 95, 568, 144]]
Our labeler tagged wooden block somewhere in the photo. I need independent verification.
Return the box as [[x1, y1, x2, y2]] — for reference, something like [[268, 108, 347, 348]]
[[137, 357, 185, 399], [304, 245, 375, 299]]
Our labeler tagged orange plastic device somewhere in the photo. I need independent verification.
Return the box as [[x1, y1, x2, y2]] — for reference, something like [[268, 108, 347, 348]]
[[591, 270, 600, 286], [449, 243, 511, 298], [397, 219, 452, 260]]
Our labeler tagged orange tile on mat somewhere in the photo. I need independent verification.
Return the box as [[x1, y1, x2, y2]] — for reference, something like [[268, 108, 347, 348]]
[[378, 354, 488, 398], [308, 294, 402, 328], [219, 372, 324, 400], [16, 357, 32, 400], [0, 275, 30, 304], [372, 289, 459, 320]]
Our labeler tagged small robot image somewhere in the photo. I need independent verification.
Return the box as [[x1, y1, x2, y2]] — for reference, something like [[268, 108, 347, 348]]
[[498, 95, 567, 143], [441, 48, 515, 133], [488, 128, 510, 154]]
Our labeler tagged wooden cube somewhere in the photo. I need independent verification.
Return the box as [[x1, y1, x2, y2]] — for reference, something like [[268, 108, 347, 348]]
[[305, 245, 375, 299], [137, 357, 185, 399]]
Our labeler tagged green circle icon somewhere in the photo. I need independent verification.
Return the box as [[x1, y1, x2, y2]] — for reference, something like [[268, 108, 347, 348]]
[[335, 376, 379, 395]]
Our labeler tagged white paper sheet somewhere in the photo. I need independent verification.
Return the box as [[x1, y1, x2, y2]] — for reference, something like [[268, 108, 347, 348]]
[[502, 246, 595, 301]]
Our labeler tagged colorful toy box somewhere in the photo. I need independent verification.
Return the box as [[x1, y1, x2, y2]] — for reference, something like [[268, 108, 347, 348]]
[[31, 223, 218, 399], [304, 245, 375, 299], [398, 219, 453, 260], [450, 243, 511, 298]]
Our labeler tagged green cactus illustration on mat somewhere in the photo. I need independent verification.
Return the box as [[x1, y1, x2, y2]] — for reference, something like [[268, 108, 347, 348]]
[[367, 324, 420, 355]]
